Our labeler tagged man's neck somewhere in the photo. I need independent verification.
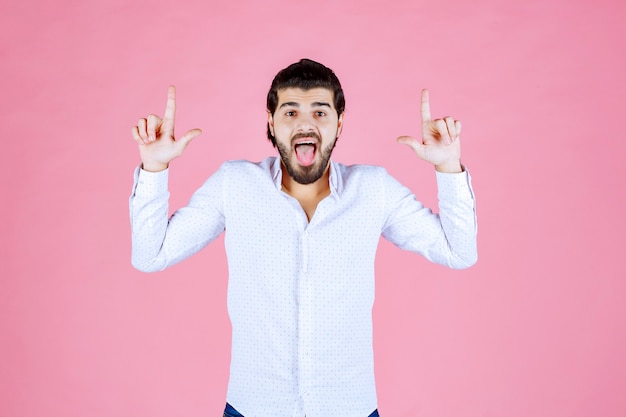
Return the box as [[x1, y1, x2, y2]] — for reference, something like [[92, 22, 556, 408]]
[[281, 163, 331, 221]]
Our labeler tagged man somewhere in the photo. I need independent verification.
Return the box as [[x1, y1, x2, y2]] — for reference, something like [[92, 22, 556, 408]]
[[130, 59, 477, 417]]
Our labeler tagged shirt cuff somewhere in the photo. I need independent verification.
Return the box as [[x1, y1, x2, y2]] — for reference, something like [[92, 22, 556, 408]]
[[435, 168, 475, 201], [132, 165, 169, 197]]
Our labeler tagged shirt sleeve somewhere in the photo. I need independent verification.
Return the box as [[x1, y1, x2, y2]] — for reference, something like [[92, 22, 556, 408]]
[[129, 164, 226, 272], [381, 168, 478, 269]]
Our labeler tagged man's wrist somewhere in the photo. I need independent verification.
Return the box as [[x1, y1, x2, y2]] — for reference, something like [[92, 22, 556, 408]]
[[435, 160, 463, 173], [142, 162, 169, 172]]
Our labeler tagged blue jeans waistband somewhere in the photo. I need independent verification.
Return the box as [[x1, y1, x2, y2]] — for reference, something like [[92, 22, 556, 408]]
[[223, 402, 380, 417]]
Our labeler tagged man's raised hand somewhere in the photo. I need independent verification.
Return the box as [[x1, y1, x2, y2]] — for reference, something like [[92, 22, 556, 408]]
[[131, 86, 202, 172], [397, 89, 463, 173]]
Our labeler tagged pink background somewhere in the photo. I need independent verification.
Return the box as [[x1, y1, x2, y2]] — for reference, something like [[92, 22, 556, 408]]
[[2, 0, 625, 416]]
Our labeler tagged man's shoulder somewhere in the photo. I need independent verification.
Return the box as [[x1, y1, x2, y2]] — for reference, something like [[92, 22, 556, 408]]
[[332, 160, 388, 179], [208, 157, 279, 192], [331, 161, 397, 197], [218, 157, 276, 175], [222, 156, 274, 168]]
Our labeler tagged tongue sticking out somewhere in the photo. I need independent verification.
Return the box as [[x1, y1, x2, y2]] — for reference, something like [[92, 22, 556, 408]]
[[295, 144, 316, 166]]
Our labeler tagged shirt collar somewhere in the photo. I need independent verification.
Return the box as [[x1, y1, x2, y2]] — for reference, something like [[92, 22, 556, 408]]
[[270, 157, 343, 199]]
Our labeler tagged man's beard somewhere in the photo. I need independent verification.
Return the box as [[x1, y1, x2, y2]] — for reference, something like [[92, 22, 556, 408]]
[[276, 133, 337, 185]]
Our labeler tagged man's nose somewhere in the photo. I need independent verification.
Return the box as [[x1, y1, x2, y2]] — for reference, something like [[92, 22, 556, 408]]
[[295, 113, 315, 132]]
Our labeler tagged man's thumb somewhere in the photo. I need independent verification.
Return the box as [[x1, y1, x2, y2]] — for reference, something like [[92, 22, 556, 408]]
[[177, 128, 202, 150], [396, 135, 425, 158]]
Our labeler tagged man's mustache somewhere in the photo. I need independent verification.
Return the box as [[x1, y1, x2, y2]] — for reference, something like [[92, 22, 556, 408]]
[[291, 132, 321, 143]]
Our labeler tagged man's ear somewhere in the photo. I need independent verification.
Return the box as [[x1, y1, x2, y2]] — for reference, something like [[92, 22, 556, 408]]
[[336, 113, 344, 138], [267, 110, 275, 137]]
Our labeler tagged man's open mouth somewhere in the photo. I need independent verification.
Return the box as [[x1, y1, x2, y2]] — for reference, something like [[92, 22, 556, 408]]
[[294, 140, 317, 166]]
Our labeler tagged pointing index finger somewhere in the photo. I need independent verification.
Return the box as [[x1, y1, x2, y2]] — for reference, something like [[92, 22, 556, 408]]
[[164, 85, 176, 123], [421, 88, 431, 123]]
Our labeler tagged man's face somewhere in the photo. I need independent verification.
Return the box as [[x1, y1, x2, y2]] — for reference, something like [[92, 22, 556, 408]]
[[268, 87, 343, 185]]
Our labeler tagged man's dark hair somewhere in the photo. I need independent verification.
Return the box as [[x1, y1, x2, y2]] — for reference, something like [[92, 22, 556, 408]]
[[266, 58, 345, 146]]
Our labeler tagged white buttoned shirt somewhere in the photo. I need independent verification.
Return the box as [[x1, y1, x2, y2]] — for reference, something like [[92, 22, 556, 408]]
[[130, 156, 477, 417]]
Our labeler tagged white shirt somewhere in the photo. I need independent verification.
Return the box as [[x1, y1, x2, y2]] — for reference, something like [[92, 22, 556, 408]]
[[130, 156, 477, 417]]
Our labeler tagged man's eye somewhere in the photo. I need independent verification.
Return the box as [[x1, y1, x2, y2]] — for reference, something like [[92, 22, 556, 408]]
[[315, 111, 326, 117], [285, 111, 296, 117]]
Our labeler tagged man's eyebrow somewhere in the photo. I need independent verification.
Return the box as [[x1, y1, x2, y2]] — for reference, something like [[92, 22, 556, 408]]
[[278, 101, 332, 109]]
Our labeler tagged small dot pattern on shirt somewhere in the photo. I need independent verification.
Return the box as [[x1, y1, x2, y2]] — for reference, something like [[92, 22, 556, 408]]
[[130, 156, 477, 417]]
